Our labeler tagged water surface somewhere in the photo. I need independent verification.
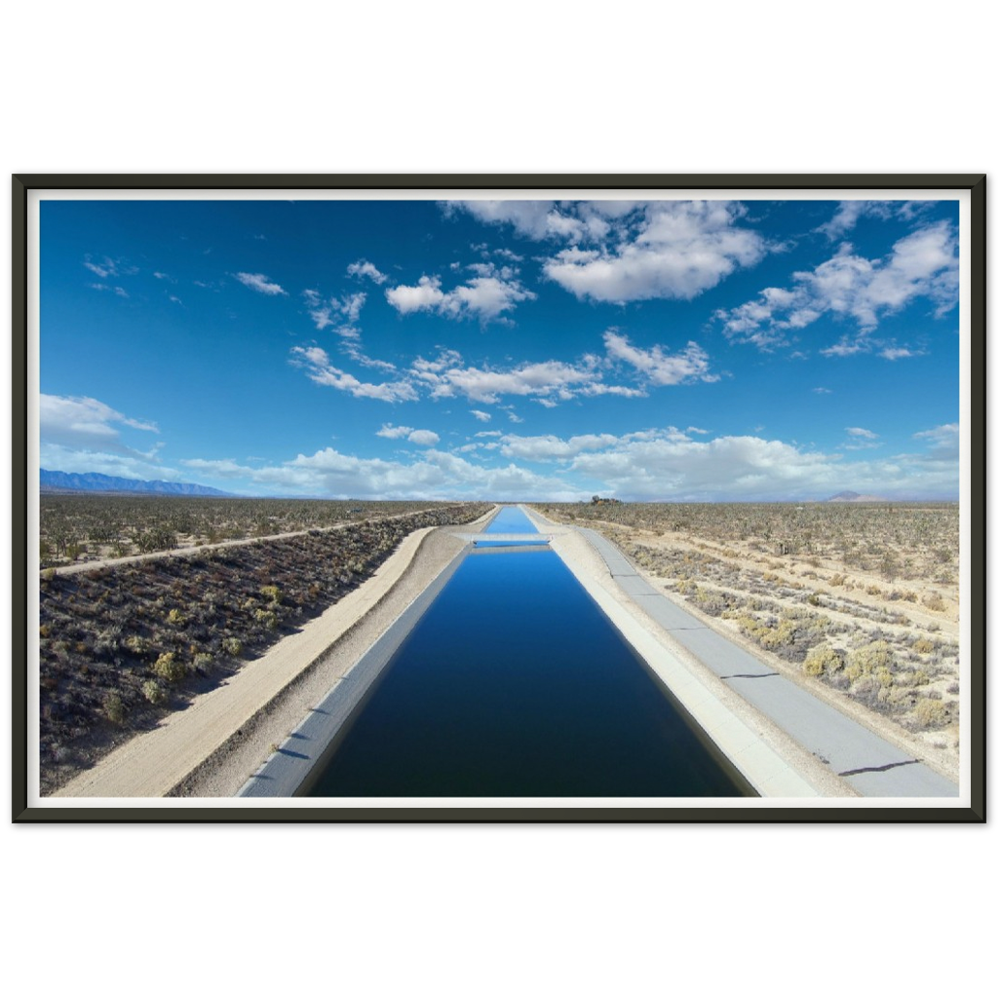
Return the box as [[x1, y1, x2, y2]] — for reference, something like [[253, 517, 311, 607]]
[[306, 514, 750, 798]]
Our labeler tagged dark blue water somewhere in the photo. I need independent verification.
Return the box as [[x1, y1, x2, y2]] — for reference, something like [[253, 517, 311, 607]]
[[305, 511, 750, 797]]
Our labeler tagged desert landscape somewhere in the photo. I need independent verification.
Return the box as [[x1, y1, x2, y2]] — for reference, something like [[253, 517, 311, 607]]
[[37, 492, 962, 796], [536, 501, 961, 774], [37, 497, 490, 794]]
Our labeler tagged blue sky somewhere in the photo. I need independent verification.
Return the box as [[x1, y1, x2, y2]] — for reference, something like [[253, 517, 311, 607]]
[[37, 196, 961, 501]]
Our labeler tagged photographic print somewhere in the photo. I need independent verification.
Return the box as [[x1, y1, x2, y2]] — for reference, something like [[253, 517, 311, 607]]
[[12, 175, 985, 822]]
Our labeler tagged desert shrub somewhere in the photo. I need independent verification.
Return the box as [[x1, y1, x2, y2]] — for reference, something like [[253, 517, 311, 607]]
[[828, 573, 846, 587], [192, 652, 214, 671], [845, 640, 895, 682], [923, 592, 946, 612], [142, 679, 166, 704], [152, 651, 186, 683], [254, 608, 279, 630], [124, 635, 148, 654], [166, 608, 186, 625], [913, 698, 950, 729], [803, 644, 843, 677], [221, 637, 243, 656], [260, 584, 282, 604], [102, 692, 125, 724], [912, 638, 937, 655]]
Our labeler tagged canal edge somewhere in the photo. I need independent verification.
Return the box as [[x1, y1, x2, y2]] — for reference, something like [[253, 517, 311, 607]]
[[520, 506, 837, 799]]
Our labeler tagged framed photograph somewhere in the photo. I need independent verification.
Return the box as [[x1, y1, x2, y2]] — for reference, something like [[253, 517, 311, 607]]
[[12, 173, 985, 822]]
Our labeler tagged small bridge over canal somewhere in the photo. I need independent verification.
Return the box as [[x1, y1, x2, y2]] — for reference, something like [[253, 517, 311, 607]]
[[453, 532, 553, 544]]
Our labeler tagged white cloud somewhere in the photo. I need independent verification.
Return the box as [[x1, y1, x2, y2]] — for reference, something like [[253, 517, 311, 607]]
[[173, 418, 959, 502], [376, 423, 438, 446], [347, 259, 388, 284], [386, 266, 536, 323], [846, 427, 878, 439], [40, 394, 159, 454], [407, 429, 440, 447], [302, 289, 366, 330], [718, 221, 958, 351], [376, 423, 414, 439], [83, 255, 138, 279], [603, 331, 716, 385], [567, 430, 957, 501], [445, 200, 562, 240], [543, 201, 769, 303], [816, 201, 895, 239], [500, 433, 622, 461], [913, 423, 959, 460], [40, 444, 173, 482], [235, 272, 288, 296], [290, 346, 417, 403], [410, 350, 627, 405], [470, 410, 491, 422], [274, 446, 585, 501]]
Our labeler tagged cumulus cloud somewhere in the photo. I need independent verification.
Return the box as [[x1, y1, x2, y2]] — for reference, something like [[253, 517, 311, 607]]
[[271, 446, 585, 501], [171, 416, 959, 502], [376, 423, 414, 439], [346, 259, 388, 284], [846, 427, 877, 439], [376, 423, 439, 446], [235, 272, 288, 296], [40, 394, 159, 453], [290, 346, 417, 402], [410, 349, 640, 405], [500, 433, 623, 461], [565, 430, 957, 501], [470, 410, 491, 422], [603, 331, 717, 386], [407, 429, 440, 447], [385, 265, 536, 323], [717, 221, 958, 352], [879, 346, 919, 361], [543, 201, 769, 304]]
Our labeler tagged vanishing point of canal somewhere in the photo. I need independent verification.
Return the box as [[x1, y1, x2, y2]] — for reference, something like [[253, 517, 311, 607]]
[[304, 507, 753, 797]]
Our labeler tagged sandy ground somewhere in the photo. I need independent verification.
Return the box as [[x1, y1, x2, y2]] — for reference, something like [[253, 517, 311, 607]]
[[51, 520, 480, 798]]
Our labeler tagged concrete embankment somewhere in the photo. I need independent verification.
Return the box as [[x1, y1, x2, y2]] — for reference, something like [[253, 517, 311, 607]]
[[524, 507, 959, 799]]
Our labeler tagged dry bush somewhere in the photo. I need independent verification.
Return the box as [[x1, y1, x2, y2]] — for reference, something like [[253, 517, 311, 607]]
[[803, 644, 844, 677]]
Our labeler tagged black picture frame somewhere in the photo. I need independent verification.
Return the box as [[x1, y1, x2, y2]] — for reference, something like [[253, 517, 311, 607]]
[[12, 173, 986, 823]]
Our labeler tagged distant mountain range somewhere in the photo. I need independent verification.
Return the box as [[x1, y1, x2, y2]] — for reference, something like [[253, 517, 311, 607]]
[[826, 490, 888, 502], [40, 469, 235, 497]]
